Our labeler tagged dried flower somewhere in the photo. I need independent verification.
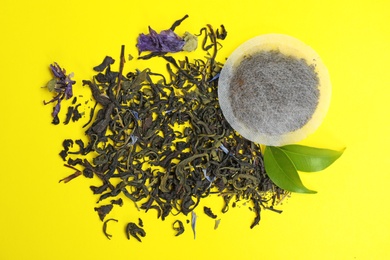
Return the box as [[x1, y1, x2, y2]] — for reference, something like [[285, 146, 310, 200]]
[[43, 62, 76, 124], [137, 27, 185, 54], [136, 15, 198, 57]]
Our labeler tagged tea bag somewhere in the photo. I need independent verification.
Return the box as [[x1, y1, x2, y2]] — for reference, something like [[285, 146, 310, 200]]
[[218, 34, 331, 146]]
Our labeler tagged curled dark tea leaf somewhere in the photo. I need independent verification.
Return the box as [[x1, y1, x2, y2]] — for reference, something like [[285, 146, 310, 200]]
[[59, 139, 73, 160], [64, 106, 74, 125], [71, 104, 82, 122], [204, 206, 217, 219], [216, 25, 227, 40], [103, 218, 118, 240], [93, 56, 115, 72], [110, 198, 123, 206], [173, 220, 185, 236], [250, 201, 261, 229], [169, 14, 189, 31], [126, 222, 146, 242]]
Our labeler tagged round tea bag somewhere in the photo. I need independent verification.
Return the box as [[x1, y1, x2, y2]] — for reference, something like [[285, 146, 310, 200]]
[[218, 34, 331, 146]]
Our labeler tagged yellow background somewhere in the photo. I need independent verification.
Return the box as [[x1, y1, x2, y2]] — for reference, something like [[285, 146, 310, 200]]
[[1, 0, 389, 259]]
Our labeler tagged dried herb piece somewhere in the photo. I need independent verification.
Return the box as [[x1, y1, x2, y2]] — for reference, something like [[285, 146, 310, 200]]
[[43, 63, 75, 124], [90, 184, 108, 194], [125, 222, 146, 242], [138, 218, 143, 227], [94, 204, 113, 221], [59, 139, 73, 161], [103, 218, 118, 240], [71, 104, 82, 122], [173, 220, 185, 236], [191, 211, 197, 239], [137, 27, 184, 54], [169, 14, 189, 31], [62, 103, 83, 125], [214, 219, 221, 230], [204, 206, 217, 219], [250, 201, 261, 229], [64, 106, 74, 125], [82, 102, 97, 128], [216, 25, 227, 40], [137, 14, 193, 58], [93, 56, 115, 72], [110, 198, 123, 206], [59, 164, 82, 183]]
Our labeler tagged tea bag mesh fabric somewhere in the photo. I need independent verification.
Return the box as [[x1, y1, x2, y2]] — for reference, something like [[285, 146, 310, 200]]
[[218, 34, 331, 146]]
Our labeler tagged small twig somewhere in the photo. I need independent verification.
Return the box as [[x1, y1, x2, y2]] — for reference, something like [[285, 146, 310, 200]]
[[275, 191, 291, 206], [59, 164, 82, 183], [116, 45, 125, 98]]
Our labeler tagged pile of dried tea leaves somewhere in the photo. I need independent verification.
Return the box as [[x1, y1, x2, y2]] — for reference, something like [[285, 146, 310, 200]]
[[45, 16, 287, 241]]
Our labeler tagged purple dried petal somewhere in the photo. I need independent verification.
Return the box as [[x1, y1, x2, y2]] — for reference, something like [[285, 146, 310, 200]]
[[64, 82, 73, 99], [52, 101, 61, 117], [137, 27, 185, 53], [44, 63, 76, 123], [157, 29, 185, 52], [50, 62, 66, 79]]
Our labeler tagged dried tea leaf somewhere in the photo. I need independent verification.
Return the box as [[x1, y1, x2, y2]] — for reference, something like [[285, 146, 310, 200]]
[[203, 206, 217, 219], [94, 204, 114, 221], [173, 220, 185, 236], [126, 222, 146, 242], [214, 219, 221, 230], [93, 56, 115, 72], [103, 218, 118, 240]]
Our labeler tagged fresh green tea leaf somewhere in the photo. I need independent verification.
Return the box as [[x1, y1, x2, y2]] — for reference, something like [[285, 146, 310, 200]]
[[279, 145, 344, 172], [264, 146, 316, 194]]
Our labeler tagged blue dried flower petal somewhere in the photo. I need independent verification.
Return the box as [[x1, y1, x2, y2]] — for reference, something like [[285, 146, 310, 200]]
[[219, 144, 230, 154], [130, 134, 138, 145], [137, 27, 185, 53], [202, 168, 215, 189], [191, 211, 197, 239], [131, 110, 139, 120], [202, 169, 215, 183]]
